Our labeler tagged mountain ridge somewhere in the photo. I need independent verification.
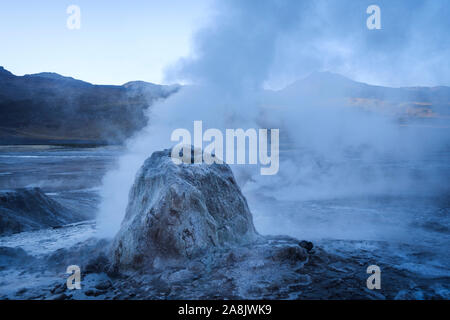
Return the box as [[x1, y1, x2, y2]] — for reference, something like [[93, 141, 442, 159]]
[[0, 67, 180, 145], [0, 67, 448, 145], [271, 71, 450, 122]]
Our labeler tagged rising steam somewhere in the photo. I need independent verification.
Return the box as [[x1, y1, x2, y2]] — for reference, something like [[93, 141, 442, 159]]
[[97, 0, 450, 238]]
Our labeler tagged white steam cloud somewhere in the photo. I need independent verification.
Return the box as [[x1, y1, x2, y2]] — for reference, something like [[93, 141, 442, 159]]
[[97, 0, 450, 239]]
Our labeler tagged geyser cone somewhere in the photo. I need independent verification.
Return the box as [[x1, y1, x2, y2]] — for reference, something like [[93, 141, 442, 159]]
[[111, 147, 259, 270]]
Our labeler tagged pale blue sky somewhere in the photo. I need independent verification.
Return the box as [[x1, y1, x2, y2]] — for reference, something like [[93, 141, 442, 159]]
[[0, 1, 448, 87], [0, 0, 212, 84]]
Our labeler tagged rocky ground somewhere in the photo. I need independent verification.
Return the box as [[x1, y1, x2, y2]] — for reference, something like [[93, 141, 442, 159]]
[[1, 234, 449, 300], [0, 147, 449, 300]]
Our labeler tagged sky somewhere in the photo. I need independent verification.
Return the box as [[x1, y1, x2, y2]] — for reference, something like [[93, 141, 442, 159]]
[[0, 0, 449, 87], [0, 0, 212, 85], [167, 0, 450, 89]]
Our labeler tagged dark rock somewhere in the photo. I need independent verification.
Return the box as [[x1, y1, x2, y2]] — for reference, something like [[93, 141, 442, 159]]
[[0, 188, 87, 236], [51, 284, 66, 295], [95, 280, 112, 291], [52, 293, 70, 300], [15, 288, 27, 296], [0, 246, 34, 268], [273, 245, 308, 263], [299, 240, 314, 252], [0, 246, 29, 259], [84, 289, 105, 297]]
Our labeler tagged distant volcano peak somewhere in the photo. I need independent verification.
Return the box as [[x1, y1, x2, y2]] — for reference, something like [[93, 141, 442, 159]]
[[304, 71, 356, 83], [0, 66, 14, 77]]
